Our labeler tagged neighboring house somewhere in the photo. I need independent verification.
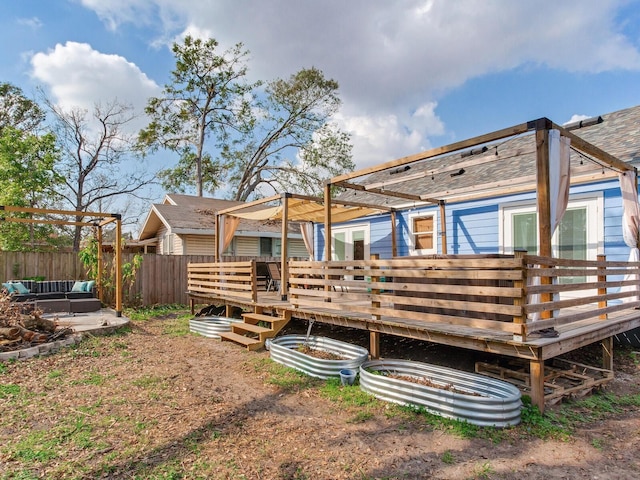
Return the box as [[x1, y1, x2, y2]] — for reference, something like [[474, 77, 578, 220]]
[[318, 104, 640, 267], [138, 194, 307, 257]]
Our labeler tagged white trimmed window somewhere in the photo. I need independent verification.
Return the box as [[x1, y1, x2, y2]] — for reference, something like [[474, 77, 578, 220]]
[[501, 194, 603, 293], [409, 213, 437, 255], [162, 233, 174, 255]]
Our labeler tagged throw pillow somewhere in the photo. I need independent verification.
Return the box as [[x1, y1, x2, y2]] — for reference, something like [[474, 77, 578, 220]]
[[84, 280, 96, 292], [71, 281, 87, 292], [11, 282, 30, 294], [2, 282, 15, 293]]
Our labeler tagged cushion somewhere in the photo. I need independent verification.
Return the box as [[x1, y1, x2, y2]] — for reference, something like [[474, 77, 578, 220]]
[[84, 280, 96, 292], [11, 282, 30, 294], [71, 281, 88, 292], [66, 291, 94, 300], [2, 282, 16, 294], [37, 292, 66, 300]]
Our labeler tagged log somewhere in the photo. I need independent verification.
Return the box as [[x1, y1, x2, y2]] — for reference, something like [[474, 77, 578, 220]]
[[20, 316, 57, 333], [16, 325, 49, 344], [0, 326, 20, 339]]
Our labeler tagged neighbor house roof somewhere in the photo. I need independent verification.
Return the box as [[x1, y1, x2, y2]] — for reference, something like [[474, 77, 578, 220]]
[[138, 194, 299, 241], [335, 104, 640, 209]]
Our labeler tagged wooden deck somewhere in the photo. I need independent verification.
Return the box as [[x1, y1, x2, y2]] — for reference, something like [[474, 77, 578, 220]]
[[186, 254, 640, 412]]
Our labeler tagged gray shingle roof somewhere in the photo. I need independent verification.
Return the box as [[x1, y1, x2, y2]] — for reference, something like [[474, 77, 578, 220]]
[[339, 104, 640, 208], [139, 194, 299, 240]]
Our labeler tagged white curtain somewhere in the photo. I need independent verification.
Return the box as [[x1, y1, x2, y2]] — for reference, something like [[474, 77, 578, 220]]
[[529, 129, 571, 322], [300, 222, 314, 260], [619, 171, 640, 302], [549, 129, 571, 232], [218, 214, 240, 257]]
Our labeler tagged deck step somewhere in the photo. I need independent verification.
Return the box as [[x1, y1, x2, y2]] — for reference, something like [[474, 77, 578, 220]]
[[242, 313, 285, 325], [219, 331, 262, 351], [233, 323, 271, 334]]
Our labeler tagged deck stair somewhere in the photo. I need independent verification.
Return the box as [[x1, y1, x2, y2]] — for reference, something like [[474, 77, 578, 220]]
[[219, 311, 290, 351]]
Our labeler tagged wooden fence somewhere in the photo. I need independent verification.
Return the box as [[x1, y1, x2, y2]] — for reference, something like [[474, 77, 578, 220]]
[[0, 252, 279, 307]]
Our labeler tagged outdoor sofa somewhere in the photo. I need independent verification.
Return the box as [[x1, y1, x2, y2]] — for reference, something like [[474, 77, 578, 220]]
[[2, 280, 101, 313]]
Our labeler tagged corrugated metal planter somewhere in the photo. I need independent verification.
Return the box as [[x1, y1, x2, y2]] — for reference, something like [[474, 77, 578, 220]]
[[360, 359, 522, 427], [269, 335, 369, 379], [189, 316, 242, 339]]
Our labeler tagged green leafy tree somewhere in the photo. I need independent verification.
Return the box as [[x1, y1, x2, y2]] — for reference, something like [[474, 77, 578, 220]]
[[0, 84, 63, 251], [227, 67, 354, 200], [0, 83, 45, 134], [138, 35, 257, 197]]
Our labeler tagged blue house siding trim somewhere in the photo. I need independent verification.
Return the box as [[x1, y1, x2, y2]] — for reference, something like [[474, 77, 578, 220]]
[[316, 176, 637, 264]]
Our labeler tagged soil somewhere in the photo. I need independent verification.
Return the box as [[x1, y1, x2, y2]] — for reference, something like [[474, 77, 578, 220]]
[[1, 315, 640, 479]]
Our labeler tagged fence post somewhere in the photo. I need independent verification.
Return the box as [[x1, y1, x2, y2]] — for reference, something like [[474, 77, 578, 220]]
[[369, 254, 381, 358], [597, 254, 607, 320], [251, 259, 258, 303], [513, 250, 527, 342]]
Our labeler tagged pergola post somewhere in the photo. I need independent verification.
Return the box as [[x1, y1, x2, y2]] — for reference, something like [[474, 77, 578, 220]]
[[324, 183, 333, 298], [280, 194, 289, 300], [439, 200, 447, 255], [535, 120, 553, 257], [96, 226, 104, 302], [535, 120, 553, 323], [390, 210, 397, 257], [214, 214, 220, 262], [114, 214, 123, 316], [324, 183, 332, 262]]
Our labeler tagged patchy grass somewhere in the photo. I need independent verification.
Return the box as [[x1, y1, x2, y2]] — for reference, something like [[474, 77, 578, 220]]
[[124, 304, 189, 322], [2, 310, 639, 479], [253, 357, 322, 392]]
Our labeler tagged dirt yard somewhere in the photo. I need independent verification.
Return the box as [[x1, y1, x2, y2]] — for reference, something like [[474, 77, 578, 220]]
[[1, 313, 640, 479]]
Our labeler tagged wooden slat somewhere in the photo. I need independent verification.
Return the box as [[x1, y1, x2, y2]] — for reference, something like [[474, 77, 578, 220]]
[[526, 301, 640, 333], [525, 291, 638, 314], [289, 266, 523, 281], [290, 297, 521, 333], [388, 293, 521, 316], [528, 267, 636, 277], [525, 255, 640, 268], [526, 278, 638, 294]]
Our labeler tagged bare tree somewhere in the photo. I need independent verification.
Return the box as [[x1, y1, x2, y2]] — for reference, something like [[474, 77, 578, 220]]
[[47, 99, 156, 250]]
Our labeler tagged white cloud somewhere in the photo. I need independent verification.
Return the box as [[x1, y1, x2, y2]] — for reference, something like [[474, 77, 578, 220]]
[[17, 17, 43, 29], [77, 0, 640, 167], [30, 42, 160, 130], [83, 1, 640, 96], [336, 101, 444, 168]]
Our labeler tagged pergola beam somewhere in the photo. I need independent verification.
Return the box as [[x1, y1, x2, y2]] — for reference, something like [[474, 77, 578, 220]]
[[0, 217, 96, 227], [334, 180, 436, 204], [0, 205, 118, 218], [331, 121, 532, 184]]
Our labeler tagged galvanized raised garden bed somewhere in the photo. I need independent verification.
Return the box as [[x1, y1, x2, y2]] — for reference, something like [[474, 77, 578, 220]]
[[189, 316, 243, 339], [268, 335, 369, 379], [359, 358, 522, 427]]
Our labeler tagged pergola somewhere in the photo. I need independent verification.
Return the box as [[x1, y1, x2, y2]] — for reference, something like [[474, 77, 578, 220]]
[[325, 117, 637, 260], [215, 192, 393, 299], [0, 205, 124, 316]]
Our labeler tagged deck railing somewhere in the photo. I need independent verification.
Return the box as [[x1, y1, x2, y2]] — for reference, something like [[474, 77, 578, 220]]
[[523, 254, 640, 336], [289, 256, 525, 336], [289, 253, 640, 340], [187, 260, 258, 303], [187, 254, 640, 341]]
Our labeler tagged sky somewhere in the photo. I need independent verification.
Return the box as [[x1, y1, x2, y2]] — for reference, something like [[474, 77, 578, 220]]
[[1, 0, 640, 228]]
